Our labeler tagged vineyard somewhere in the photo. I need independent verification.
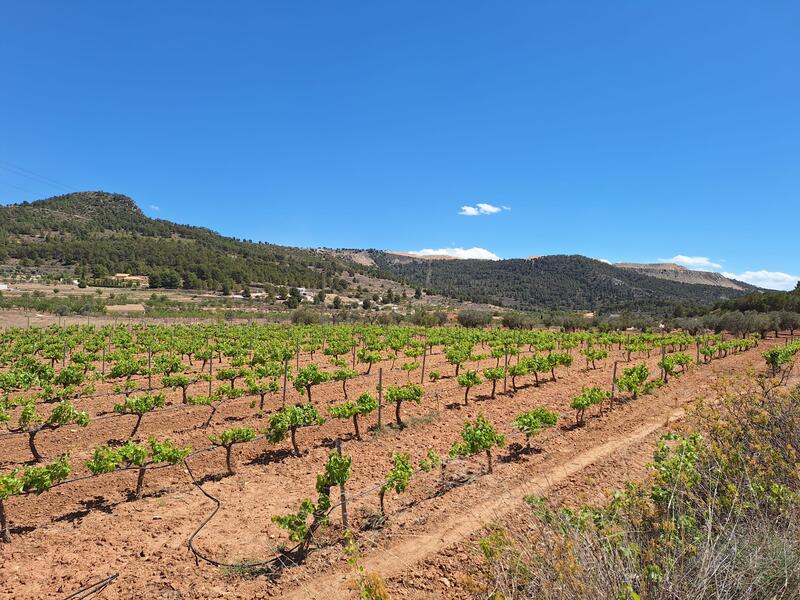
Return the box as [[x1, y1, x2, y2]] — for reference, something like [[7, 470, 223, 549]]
[[0, 322, 792, 598]]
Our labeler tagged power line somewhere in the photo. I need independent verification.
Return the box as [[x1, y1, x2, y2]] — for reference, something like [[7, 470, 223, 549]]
[[0, 179, 47, 199], [0, 159, 77, 194]]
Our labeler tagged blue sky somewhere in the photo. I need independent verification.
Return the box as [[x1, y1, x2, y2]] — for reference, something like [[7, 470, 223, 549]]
[[1, 2, 798, 289]]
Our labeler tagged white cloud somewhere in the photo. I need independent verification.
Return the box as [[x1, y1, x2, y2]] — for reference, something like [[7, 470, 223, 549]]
[[407, 247, 501, 260], [658, 255, 722, 270], [657, 253, 798, 290], [721, 270, 799, 291], [148, 204, 160, 212], [597, 258, 612, 264], [476, 203, 502, 214], [458, 203, 509, 216]]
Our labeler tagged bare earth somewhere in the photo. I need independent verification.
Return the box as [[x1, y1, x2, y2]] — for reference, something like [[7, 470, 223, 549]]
[[0, 335, 780, 599]]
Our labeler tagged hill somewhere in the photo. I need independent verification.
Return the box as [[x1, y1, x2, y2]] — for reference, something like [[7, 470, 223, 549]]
[[615, 262, 756, 291], [362, 252, 752, 313], [0, 191, 756, 313], [0, 191, 355, 291]]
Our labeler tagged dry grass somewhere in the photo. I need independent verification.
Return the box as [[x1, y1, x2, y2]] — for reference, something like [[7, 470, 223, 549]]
[[478, 374, 800, 599]]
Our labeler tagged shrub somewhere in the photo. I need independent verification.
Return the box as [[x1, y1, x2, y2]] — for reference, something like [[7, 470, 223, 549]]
[[272, 450, 351, 560], [384, 383, 423, 428], [478, 376, 800, 600], [617, 363, 649, 399], [209, 427, 256, 475], [266, 404, 325, 455], [570, 387, 609, 425], [482, 366, 505, 399], [378, 452, 413, 516], [513, 408, 558, 452], [293, 364, 331, 403], [457, 370, 483, 404], [450, 415, 505, 473], [86, 438, 190, 500], [457, 309, 493, 328], [329, 393, 377, 440]]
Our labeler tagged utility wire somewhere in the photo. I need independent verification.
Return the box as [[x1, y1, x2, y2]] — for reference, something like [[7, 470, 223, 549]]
[[0, 160, 77, 194]]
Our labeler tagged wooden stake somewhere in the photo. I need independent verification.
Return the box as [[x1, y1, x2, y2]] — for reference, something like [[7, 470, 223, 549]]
[[503, 351, 508, 393], [335, 438, 349, 530], [377, 368, 383, 430], [208, 354, 213, 397], [282, 360, 288, 407], [611, 360, 618, 400]]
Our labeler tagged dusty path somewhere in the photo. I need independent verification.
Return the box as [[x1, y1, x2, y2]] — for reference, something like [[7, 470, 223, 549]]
[[284, 406, 685, 599]]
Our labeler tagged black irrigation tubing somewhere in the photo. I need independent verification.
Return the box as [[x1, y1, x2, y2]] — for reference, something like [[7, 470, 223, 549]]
[[2, 347, 387, 409], [0, 359, 514, 441], [325, 428, 559, 517], [0, 346, 735, 451], [1, 339, 675, 403], [182, 454, 302, 570], [2, 375, 205, 407], [18, 461, 180, 497], [0, 386, 278, 439], [4, 347, 748, 502], [1, 354, 512, 439], [62, 573, 119, 600], [4, 351, 745, 568]]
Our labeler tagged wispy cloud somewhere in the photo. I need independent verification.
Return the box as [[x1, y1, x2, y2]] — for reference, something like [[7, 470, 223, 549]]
[[148, 204, 160, 212], [658, 253, 797, 290], [721, 270, 799, 291], [658, 255, 721, 270], [407, 247, 501, 260], [458, 203, 509, 216]]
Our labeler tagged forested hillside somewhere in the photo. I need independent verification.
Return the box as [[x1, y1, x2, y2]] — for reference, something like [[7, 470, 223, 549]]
[[716, 283, 800, 312], [0, 192, 354, 291], [0, 191, 756, 313], [367, 252, 751, 313]]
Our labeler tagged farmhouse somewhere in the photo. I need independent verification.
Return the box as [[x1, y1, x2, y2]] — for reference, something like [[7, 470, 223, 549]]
[[112, 273, 150, 287], [105, 303, 147, 314]]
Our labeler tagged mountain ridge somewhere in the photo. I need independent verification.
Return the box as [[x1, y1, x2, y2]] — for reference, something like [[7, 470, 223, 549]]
[[0, 192, 758, 313], [614, 262, 754, 291]]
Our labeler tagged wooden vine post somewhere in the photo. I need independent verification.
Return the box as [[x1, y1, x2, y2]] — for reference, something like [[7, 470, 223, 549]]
[[335, 438, 349, 531], [503, 350, 509, 393], [208, 351, 213, 397], [282, 360, 288, 407], [610, 360, 618, 407], [377, 368, 383, 430]]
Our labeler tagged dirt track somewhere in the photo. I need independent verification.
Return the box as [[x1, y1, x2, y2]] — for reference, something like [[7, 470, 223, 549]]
[[0, 337, 781, 599]]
